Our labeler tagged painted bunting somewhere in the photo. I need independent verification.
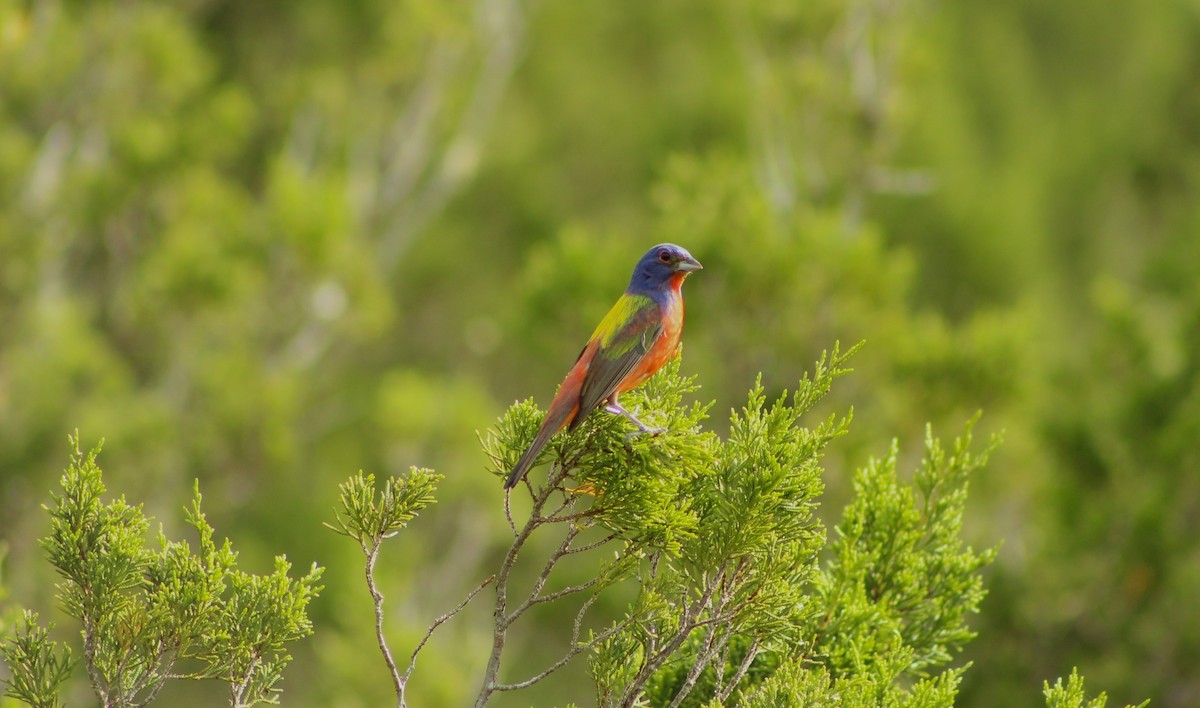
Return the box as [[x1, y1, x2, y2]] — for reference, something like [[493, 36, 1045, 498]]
[[504, 243, 703, 489]]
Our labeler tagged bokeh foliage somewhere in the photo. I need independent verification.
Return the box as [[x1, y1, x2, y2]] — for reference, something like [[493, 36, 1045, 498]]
[[1, 0, 1198, 705]]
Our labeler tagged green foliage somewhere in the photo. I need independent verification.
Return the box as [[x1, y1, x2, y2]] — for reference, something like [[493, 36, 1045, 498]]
[[0, 612, 73, 708], [207, 558, 324, 708], [733, 660, 965, 708], [1, 0, 1196, 704], [326, 467, 448, 707], [586, 346, 853, 707], [468, 344, 1064, 707], [814, 421, 997, 679], [1, 436, 323, 707], [1043, 668, 1150, 708], [483, 359, 711, 562], [326, 469, 442, 551]]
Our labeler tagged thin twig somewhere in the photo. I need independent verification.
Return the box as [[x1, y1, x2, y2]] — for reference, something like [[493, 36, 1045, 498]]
[[503, 523, 582, 625], [495, 590, 631, 693], [713, 635, 733, 697], [537, 510, 601, 524], [112, 642, 132, 703], [474, 430, 633, 706], [684, 610, 745, 632], [571, 592, 602, 642], [493, 614, 636, 692], [503, 490, 517, 536], [476, 461, 568, 707], [364, 538, 404, 707], [534, 493, 578, 528], [661, 562, 727, 658], [527, 576, 604, 607], [668, 620, 741, 708], [403, 575, 496, 683], [563, 532, 619, 555]]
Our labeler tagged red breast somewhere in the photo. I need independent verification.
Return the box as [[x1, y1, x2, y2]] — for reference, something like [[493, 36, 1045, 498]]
[[616, 281, 685, 393]]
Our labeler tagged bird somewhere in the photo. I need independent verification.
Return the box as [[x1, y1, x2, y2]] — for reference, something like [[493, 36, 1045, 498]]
[[504, 243, 702, 489]]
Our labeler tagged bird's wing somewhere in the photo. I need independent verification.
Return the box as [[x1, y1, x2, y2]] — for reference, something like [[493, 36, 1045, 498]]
[[573, 293, 664, 425]]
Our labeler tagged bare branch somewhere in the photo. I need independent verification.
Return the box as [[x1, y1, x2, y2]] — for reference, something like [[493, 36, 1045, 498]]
[[493, 615, 634, 692], [132, 645, 174, 708], [528, 576, 604, 607], [667, 569, 744, 708], [229, 653, 262, 708], [504, 524, 582, 625], [713, 636, 733, 697], [618, 562, 731, 706], [533, 492, 578, 528], [668, 611, 745, 708], [714, 638, 760, 704], [503, 490, 517, 536], [476, 460, 570, 706], [363, 539, 404, 707], [668, 623, 722, 708], [81, 615, 109, 706], [494, 590, 635, 693], [563, 531, 619, 556], [571, 591, 604, 646], [537, 510, 601, 524], [404, 575, 496, 684], [476, 432, 630, 706]]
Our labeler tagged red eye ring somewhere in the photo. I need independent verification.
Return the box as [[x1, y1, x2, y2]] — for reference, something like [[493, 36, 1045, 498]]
[[658, 249, 671, 264]]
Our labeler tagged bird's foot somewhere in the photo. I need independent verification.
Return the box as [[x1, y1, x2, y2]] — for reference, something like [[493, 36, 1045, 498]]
[[605, 402, 666, 437]]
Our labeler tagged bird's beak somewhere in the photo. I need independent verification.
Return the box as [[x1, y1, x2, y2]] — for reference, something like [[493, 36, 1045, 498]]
[[677, 255, 703, 272]]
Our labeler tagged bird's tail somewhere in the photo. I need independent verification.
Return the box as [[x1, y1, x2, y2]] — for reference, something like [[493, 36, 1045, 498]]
[[504, 423, 558, 488]]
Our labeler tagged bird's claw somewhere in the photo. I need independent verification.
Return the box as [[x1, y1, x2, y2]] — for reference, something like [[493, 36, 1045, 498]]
[[605, 400, 666, 439]]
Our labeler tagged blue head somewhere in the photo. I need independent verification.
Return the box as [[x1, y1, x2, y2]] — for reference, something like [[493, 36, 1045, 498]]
[[627, 243, 703, 294]]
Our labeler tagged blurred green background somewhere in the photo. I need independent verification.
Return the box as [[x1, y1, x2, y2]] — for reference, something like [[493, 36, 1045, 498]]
[[2, 0, 1198, 705]]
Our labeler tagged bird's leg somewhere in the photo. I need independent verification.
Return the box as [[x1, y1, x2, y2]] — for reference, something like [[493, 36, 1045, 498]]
[[604, 395, 666, 437]]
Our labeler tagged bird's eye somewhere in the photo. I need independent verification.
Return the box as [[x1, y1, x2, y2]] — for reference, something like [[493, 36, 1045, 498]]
[[658, 249, 671, 264]]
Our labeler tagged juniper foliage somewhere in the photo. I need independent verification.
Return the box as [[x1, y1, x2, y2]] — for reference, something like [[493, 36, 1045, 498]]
[[467, 344, 1149, 707], [0, 611, 73, 708], [3, 357, 1153, 707], [326, 468, 448, 708], [0, 435, 323, 707], [1043, 668, 1150, 708]]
